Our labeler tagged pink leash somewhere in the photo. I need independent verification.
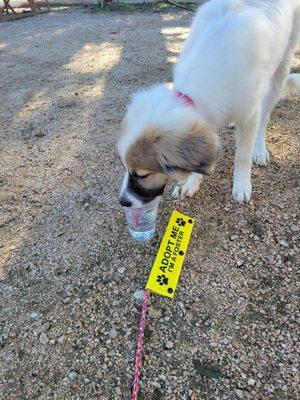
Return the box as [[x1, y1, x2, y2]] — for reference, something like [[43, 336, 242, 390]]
[[130, 205, 182, 399], [131, 288, 151, 400]]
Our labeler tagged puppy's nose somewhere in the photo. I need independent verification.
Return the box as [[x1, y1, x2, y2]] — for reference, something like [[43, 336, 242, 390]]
[[119, 197, 132, 207]]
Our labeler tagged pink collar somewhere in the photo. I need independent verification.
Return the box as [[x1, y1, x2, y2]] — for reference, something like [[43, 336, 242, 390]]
[[175, 91, 195, 108]]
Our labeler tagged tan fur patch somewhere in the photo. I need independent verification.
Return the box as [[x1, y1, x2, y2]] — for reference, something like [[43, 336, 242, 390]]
[[125, 128, 161, 173], [125, 122, 218, 177]]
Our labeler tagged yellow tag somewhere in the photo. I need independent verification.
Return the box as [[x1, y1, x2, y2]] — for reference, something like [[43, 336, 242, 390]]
[[146, 210, 194, 298]]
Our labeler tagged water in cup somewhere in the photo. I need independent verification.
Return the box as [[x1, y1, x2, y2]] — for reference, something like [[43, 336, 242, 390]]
[[124, 203, 158, 242]]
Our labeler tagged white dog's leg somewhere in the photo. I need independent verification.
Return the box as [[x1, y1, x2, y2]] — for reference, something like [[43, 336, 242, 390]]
[[252, 112, 270, 166], [253, 67, 288, 166], [252, 77, 283, 167], [253, 23, 299, 166], [253, 67, 289, 166], [172, 172, 203, 200], [232, 113, 260, 203]]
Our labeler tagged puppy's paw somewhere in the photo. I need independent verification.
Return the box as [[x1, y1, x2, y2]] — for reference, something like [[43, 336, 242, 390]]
[[253, 146, 269, 166], [172, 174, 202, 200], [232, 181, 252, 203]]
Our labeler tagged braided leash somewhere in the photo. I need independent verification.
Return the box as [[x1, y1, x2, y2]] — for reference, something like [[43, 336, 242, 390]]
[[131, 288, 151, 400]]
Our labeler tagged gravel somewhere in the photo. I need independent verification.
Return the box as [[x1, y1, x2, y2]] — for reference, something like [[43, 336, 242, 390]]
[[67, 371, 78, 381], [0, 5, 299, 400], [108, 327, 117, 339], [247, 378, 256, 386], [165, 341, 174, 349], [39, 333, 49, 345], [133, 290, 145, 300]]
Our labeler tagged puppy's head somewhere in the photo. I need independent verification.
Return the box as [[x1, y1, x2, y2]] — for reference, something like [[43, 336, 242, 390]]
[[117, 86, 218, 207]]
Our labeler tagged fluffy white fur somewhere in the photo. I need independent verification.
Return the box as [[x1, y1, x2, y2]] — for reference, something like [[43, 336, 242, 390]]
[[283, 73, 300, 97], [120, 0, 300, 204]]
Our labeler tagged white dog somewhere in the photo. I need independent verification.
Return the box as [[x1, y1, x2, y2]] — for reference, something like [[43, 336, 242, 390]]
[[118, 0, 300, 206]]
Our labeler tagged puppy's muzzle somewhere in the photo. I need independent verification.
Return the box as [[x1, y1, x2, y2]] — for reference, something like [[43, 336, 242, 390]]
[[119, 196, 132, 207]]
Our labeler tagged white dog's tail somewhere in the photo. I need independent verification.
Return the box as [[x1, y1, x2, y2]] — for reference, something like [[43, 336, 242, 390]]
[[282, 73, 300, 97]]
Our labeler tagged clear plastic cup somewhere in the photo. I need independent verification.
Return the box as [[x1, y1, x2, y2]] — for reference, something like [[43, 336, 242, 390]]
[[124, 203, 158, 242]]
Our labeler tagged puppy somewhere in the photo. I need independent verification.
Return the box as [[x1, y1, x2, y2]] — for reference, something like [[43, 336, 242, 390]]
[[118, 0, 300, 206]]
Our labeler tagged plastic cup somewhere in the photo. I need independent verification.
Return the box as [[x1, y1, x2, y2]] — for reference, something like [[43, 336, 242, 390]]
[[124, 203, 159, 242]]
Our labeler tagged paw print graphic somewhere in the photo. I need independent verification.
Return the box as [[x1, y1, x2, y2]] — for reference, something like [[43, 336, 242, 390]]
[[176, 217, 186, 227], [156, 274, 169, 286]]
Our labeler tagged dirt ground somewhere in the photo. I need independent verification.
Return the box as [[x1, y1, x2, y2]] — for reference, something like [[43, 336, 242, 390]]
[[0, 6, 299, 400]]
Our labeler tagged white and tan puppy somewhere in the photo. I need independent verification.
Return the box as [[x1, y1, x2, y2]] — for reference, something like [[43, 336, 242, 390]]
[[118, 0, 300, 206]]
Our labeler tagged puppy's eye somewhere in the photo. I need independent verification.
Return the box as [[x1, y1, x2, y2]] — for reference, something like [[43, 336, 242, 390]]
[[138, 173, 152, 179], [132, 172, 153, 179]]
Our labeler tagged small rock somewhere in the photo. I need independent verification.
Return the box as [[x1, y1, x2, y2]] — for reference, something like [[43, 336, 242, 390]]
[[117, 267, 125, 274], [108, 327, 117, 339], [148, 307, 162, 319], [133, 290, 145, 300], [248, 378, 256, 386], [279, 240, 288, 247], [290, 224, 299, 232], [236, 259, 244, 267], [165, 341, 173, 349], [63, 297, 70, 304], [115, 387, 122, 395], [64, 284, 73, 292], [68, 371, 77, 381], [41, 322, 50, 331], [152, 381, 161, 389], [34, 130, 46, 138], [30, 312, 39, 318], [230, 234, 238, 241], [232, 340, 239, 350], [39, 333, 48, 345], [235, 389, 244, 399], [58, 335, 65, 344], [241, 364, 250, 373]]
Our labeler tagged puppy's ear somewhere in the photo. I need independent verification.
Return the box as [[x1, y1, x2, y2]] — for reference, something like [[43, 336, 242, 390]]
[[154, 122, 218, 177]]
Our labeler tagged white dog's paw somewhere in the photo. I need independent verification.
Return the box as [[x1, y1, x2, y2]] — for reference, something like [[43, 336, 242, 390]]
[[172, 174, 202, 200], [232, 181, 252, 203], [252, 146, 269, 166]]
